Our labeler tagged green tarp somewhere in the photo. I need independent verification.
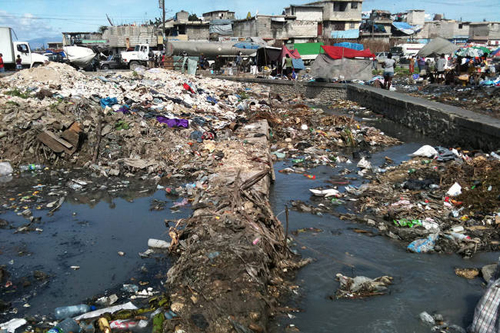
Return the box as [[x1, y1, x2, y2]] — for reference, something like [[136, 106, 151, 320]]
[[293, 43, 324, 56]]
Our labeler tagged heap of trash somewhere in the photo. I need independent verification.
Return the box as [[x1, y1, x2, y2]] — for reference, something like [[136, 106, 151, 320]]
[[349, 145, 500, 257]]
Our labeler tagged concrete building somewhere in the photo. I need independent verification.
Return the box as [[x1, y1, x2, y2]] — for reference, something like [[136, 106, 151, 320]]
[[406, 10, 425, 26], [202, 10, 235, 21], [233, 15, 318, 43], [284, 5, 323, 22], [359, 9, 391, 41], [415, 20, 470, 44], [102, 26, 159, 48], [304, 0, 363, 39], [469, 22, 500, 45], [62, 32, 105, 47]]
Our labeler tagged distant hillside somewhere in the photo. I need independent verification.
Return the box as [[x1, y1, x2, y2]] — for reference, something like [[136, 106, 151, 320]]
[[27, 36, 62, 50]]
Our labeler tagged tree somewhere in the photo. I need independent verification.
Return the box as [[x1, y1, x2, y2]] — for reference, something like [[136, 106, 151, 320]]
[[188, 13, 199, 21], [98, 26, 108, 34]]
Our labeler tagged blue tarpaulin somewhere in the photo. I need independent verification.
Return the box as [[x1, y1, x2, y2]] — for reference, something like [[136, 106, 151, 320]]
[[292, 58, 305, 70], [233, 42, 260, 50], [334, 42, 364, 51], [330, 29, 359, 39], [392, 22, 422, 35]]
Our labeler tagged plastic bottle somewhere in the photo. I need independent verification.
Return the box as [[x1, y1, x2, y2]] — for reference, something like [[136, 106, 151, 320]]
[[19, 164, 44, 172], [491, 152, 500, 160], [303, 174, 316, 180], [55, 304, 96, 320], [48, 318, 82, 333]]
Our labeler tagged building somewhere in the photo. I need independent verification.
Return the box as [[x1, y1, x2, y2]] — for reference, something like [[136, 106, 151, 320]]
[[469, 22, 500, 46], [233, 15, 318, 44], [47, 42, 63, 49], [406, 10, 425, 26], [202, 10, 235, 21], [304, 0, 363, 39], [416, 20, 470, 44], [102, 26, 160, 48], [359, 10, 392, 41], [62, 32, 105, 47], [165, 11, 210, 41]]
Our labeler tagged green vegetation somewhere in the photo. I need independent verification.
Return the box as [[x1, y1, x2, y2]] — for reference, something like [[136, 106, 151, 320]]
[[4, 88, 30, 99]]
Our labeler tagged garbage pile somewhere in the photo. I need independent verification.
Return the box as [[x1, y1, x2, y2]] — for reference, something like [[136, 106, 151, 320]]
[[349, 145, 500, 257], [334, 273, 392, 299], [403, 85, 500, 119], [262, 100, 400, 170], [1, 63, 314, 332], [0, 62, 272, 177]]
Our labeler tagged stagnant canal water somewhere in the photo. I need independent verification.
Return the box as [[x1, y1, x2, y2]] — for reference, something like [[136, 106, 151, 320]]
[[1, 114, 498, 332]]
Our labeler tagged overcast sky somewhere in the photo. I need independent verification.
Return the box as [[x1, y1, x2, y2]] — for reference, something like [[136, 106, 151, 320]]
[[0, 0, 498, 40]]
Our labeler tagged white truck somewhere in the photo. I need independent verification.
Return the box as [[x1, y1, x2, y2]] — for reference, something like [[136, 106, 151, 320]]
[[121, 44, 159, 69], [0, 27, 48, 69]]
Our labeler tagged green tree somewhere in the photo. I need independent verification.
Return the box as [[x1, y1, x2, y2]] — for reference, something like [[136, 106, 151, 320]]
[[188, 13, 199, 21]]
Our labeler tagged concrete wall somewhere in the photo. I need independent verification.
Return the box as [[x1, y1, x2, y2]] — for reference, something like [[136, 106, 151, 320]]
[[347, 84, 500, 151], [233, 16, 317, 40], [407, 10, 426, 26], [202, 11, 235, 21], [103, 26, 158, 48], [416, 20, 470, 40], [286, 7, 324, 21], [469, 22, 500, 39], [186, 25, 210, 40]]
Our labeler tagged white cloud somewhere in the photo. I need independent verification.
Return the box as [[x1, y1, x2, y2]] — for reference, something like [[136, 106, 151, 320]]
[[0, 10, 60, 40]]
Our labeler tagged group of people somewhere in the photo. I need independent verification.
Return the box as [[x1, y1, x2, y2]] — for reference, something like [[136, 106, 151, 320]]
[[0, 53, 23, 72]]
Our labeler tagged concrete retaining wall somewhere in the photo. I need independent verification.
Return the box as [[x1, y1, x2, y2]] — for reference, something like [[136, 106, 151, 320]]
[[214, 76, 347, 100], [347, 84, 500, 151]]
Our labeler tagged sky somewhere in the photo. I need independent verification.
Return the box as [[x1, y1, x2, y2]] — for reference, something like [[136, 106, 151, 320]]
[[0, 0, 499, 41]]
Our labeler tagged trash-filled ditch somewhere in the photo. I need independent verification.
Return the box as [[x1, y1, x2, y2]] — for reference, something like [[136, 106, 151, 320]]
[[1, 63, 500, 333]]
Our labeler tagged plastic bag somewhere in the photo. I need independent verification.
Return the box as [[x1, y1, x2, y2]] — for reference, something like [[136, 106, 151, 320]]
[[407, 233, 439, 253]]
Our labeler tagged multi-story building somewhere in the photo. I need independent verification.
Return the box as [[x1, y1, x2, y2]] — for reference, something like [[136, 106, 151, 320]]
[[415, 19, 470, 44], [233, 14, 318, 44], [469, 22, 500, 46], [304, 0, 363, 39], [202, 10, 235, 21]]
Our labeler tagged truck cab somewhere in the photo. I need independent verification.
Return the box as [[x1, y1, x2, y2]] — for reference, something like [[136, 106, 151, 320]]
[[121, 44, 153, 69], [14, 42, 48, 68]]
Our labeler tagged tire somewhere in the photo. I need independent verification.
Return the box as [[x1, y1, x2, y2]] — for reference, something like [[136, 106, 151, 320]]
[[129, 61, 139, 70], [32, 63, 42, 68], [102, 65, 110, 70]]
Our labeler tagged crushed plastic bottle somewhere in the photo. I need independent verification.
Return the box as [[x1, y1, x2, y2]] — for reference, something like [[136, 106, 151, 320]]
[[48, 318, 81, 333], [419, 311, 435, 325], [55, 304, 96, 320], [19, 164, 44, 172], [0, 162, 13, 177]]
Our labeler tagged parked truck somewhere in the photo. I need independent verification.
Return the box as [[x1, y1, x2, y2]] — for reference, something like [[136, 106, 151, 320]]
[[121, 44, 159, 69], [0, 27, 48, 69]]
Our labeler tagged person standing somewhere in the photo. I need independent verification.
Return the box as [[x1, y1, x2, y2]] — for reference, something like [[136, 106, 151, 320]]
[[16, 55, 22, 70], [409, 56, 415, 74], [236, 51, 243, 75], [382, 52, 396, 90], [436, 53, 446, 84], [417, 56, 425, 73], [284, 54, 294, 79], [0, 53, 5, 73]]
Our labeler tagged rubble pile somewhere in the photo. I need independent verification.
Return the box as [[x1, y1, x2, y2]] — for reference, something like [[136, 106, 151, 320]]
[[405, 85, 500, 119], [352, 149, 500, 257], [0, 63, 272, 176], [260, 100, 400, 170], [0, 64, 314, 332]]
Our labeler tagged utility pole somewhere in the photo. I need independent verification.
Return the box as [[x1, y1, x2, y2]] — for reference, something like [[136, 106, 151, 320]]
[[161, 0, 166, 50]]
